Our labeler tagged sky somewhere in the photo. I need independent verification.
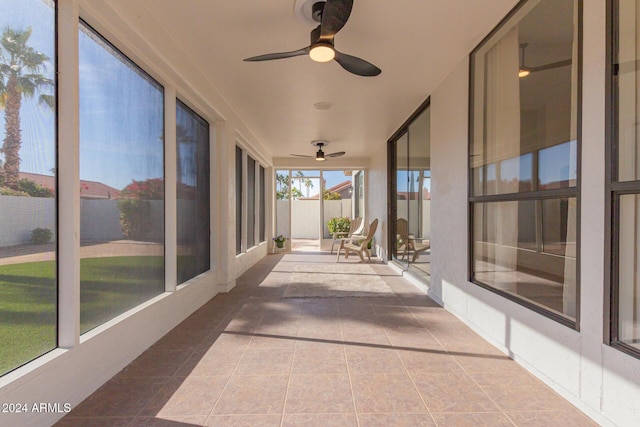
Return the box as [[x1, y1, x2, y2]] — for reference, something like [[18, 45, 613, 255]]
[[0, 0, 56, 177]]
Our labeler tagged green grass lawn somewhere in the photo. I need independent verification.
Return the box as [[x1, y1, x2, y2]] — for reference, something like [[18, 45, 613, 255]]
[[0, 256, 163, 376]]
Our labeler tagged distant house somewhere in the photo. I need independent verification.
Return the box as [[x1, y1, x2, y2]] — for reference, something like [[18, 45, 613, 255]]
[[304, 180, 353, 200], [396, 188, 431, 201], [19, 172, 120, 199]]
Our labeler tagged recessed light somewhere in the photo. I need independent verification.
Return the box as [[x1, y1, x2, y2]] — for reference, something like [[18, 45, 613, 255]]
[[313, 101, 333, 110]]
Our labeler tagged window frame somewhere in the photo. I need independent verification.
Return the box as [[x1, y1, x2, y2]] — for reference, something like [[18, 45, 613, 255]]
[[175, 98, 211, 284], [467, 0, 583, 330], [235, 145, 243, 255], [78, 18, 166, 335], [605, 0, 640, 359]]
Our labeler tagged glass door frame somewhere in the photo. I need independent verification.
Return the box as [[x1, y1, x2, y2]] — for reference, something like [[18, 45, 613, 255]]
[[387, 97, 431, 271]]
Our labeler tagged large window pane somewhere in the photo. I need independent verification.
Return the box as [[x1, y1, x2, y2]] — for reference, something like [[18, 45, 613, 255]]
[[473, 199, 576, 320], [235, 146, 242, 255], [176, 100, 210, 284], [470, 0, 579, 325], [247, 156, 256, 248], [471, 0, 578, 197], [617, 0, 640, 182], [612, 0, 640, 356], [79, 22, 164, 334], [259, 165, 266, 243], [618, 195, 640, 351], [0, 0, 56, 376]]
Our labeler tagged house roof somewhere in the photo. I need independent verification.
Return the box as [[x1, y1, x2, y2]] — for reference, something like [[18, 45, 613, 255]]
[[19, 172, 121, 199]]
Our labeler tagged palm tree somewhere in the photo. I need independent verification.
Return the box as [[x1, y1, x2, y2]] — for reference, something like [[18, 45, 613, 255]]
[[0, 27, 54, 189]]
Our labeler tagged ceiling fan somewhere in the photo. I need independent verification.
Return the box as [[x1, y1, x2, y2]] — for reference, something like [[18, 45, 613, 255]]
[[291, 140, 345, 161], [518, 43, 572, 78], [243, 0, 381, 77]]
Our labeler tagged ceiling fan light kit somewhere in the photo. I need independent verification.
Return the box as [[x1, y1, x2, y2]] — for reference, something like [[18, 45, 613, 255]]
[[518, 42, 572, 78], [309, 43, 335, 62], [290, 140, 345, 161], [244, 0, 381, 76]]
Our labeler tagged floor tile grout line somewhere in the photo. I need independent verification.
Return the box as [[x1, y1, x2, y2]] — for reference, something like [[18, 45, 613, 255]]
[[205, 299, 261, 420], [279, 301, 303, 427], [338, 300, 362, 427], [384, 301, 439, 426]]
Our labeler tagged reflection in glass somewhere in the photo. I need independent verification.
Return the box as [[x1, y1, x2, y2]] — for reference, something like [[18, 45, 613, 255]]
[[260, 166, 266, 243], [618, 0, 640, 182], [471, 0, 578, 197], [470, 0, 579, 324], [539, 140, 577, 189], [473, 199, 576, 320], [247, 156, 256, 248], [235, 146, 242, 254], [619, 195, 640, 351], [394, 132, 409, 267], [176, 100, 210, 285], [79, 22, 164, 334], [0, 0, 56, 376]]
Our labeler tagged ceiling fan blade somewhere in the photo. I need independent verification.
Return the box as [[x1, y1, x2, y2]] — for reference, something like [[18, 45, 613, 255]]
[[526, 59, 572, 73], [244, 46, 310, 62], [290, 154, 315, 158], [326, 151, 346, 157], [334, 50, 381, 76], [320, 0, 354, 40]]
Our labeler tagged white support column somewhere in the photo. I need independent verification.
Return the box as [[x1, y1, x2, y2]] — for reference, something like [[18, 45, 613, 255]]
[[57, 0, 80, 349], [164, 88, 177, 291]]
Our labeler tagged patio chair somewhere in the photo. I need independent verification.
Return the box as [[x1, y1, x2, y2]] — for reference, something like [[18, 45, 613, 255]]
[[396, 217, 430, 263], [338, 218, 378, 262], [331, 217, 362, 254]]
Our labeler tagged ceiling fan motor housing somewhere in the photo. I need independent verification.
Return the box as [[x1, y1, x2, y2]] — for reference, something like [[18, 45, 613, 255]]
[[312, 1, 324, 22]]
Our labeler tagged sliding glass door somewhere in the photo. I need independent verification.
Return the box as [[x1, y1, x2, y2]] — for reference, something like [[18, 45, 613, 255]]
[[389, 100, 431, 282]]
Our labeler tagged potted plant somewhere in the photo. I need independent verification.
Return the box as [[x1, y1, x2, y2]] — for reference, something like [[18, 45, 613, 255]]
[[327, 217, 351, 237], [273, 235, 287, 249]]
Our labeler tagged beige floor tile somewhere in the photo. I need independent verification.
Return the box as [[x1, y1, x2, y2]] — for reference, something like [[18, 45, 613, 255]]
[[233, 348, 294, 375], [357, 413, 436, 426], [350, 373, 427, 413], [291, 346, 348, 374], [131, 415, 208, 426], [285, 374, 355, 414], [411, 372, 498, 413], [282, 413, 358, 426], [212, 375, 288, 415], [175, 347, 243, 377], [204, 414, 282, 426], [56, 252, 598, 427], [141, 375, 229, 416], [345, 346, 406, 374], [430, 412, 515, 426], [505, 410, 598, 426], [396, 348, 464, 374]]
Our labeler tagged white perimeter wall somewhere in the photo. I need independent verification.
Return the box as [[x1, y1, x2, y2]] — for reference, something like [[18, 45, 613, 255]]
[[426, 1, 639, 425]]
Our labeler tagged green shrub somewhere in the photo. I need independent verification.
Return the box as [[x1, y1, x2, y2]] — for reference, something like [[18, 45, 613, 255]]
[[0, 187, 30, 196], [117, 199, 151, 240], [327, 217, 351, 235], [31, 227, 53, 244], [18, 179, 54, 198]]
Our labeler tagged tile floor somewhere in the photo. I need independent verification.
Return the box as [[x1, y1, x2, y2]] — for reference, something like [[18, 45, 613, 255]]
[[56, 253, 597, 427]]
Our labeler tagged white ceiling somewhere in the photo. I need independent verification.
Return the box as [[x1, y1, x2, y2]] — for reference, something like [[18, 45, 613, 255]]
[[93, 0, 518, 164]]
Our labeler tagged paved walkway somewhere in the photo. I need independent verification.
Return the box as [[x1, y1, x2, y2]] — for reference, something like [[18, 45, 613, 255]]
[[56, 253, 597, 426]]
